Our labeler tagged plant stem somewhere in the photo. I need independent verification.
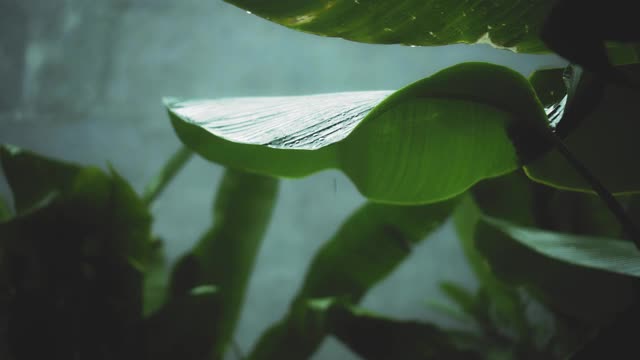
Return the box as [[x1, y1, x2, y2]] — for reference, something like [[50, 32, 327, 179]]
[[552, 134, 640, 249], [142, 146, 193, 205]]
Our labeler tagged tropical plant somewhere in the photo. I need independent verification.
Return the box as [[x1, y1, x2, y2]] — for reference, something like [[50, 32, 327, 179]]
[[2, 0, 640, 359]]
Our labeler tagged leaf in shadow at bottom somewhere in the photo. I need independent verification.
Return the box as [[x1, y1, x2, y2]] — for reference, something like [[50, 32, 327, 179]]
[[2, 195, 145, 360], [145, 169, 278, 360], [249, 199, 458, 359], [0, 195, 11, 221], [145, 254, 221, 360], [471, 172, 636, 326], [312, 300, 481, 360], [0, 146, 153, 359]]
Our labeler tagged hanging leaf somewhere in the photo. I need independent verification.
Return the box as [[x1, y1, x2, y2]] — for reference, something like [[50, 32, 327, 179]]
[[169, 62, 552, 204], [225, 0, 554, 52], [248, 198, 458, 359], [525, 63, 640, 194]]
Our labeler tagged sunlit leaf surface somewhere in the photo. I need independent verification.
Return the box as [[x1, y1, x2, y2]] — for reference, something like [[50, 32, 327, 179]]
[[168, 62, 551, 204]]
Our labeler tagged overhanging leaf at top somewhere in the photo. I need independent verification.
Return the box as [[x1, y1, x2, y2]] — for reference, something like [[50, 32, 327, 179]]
[[168, 62, 552, 205], [225, 0, 554, 52]]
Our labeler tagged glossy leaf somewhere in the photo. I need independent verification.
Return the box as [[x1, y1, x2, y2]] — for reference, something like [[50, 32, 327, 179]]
[[151, 170, 278, 360], [309, 299, 481, 360], [526, 63, 640, 194], [248, 198, 458, 359], [169, 62, 552, 204], [471, 172, 635, 325], [226, 0, 554, 52]]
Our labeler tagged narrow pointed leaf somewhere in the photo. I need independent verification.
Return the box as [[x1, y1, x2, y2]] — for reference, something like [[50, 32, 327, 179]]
[[226, 0, 555, 52], [483, 216, 640, 278], [151, 169, 278, 360], [525, 63, 640, 194], [249, 198, 458, 359], [169, 62, 551, 205], [310, 299, 481, 360]]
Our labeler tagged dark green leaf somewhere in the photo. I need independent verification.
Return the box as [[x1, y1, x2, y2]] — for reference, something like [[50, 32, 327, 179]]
[[452, 197, 532, 344], [149, 169, 278, 360], [169, 62, 552, 204], [1, 144, 82, 213], [310, 299, 481, 360], [484, 216, 640, 278], [143, 238, 169, 316], [471, 172, 636, 325], [1, 166, 149, 359], [525, 63, 640, 194], [438, 281, 476, 319], [249, 198, 458, 359], [0, 195, 11, 221], [145, 284, 221, 360], [226, 0, 554, 52], [540, 0, 640, 81]]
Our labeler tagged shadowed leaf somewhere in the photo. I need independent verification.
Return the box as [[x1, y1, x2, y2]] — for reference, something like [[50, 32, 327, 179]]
[[526, 63, 640, 194], [248, 198, 458, 359], [310, 299, 481, 360]]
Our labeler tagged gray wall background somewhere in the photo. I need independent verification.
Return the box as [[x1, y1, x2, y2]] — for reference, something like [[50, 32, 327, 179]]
[[0, 1, 566, 358]]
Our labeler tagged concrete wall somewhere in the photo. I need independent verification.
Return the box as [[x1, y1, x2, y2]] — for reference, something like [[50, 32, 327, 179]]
[[0, 1, 566, 358]]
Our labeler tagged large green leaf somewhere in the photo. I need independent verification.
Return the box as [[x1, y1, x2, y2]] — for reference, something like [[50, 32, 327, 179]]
[[471, 172, 635, 325], [148, 169, 278, 360], [169, 62, 551, 205], [308, 299, 481, 360], [525, 63, 640, 194], [0, 147, 153, 359], [248, 198, 458, 359], [226, 0, 554, 52]]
